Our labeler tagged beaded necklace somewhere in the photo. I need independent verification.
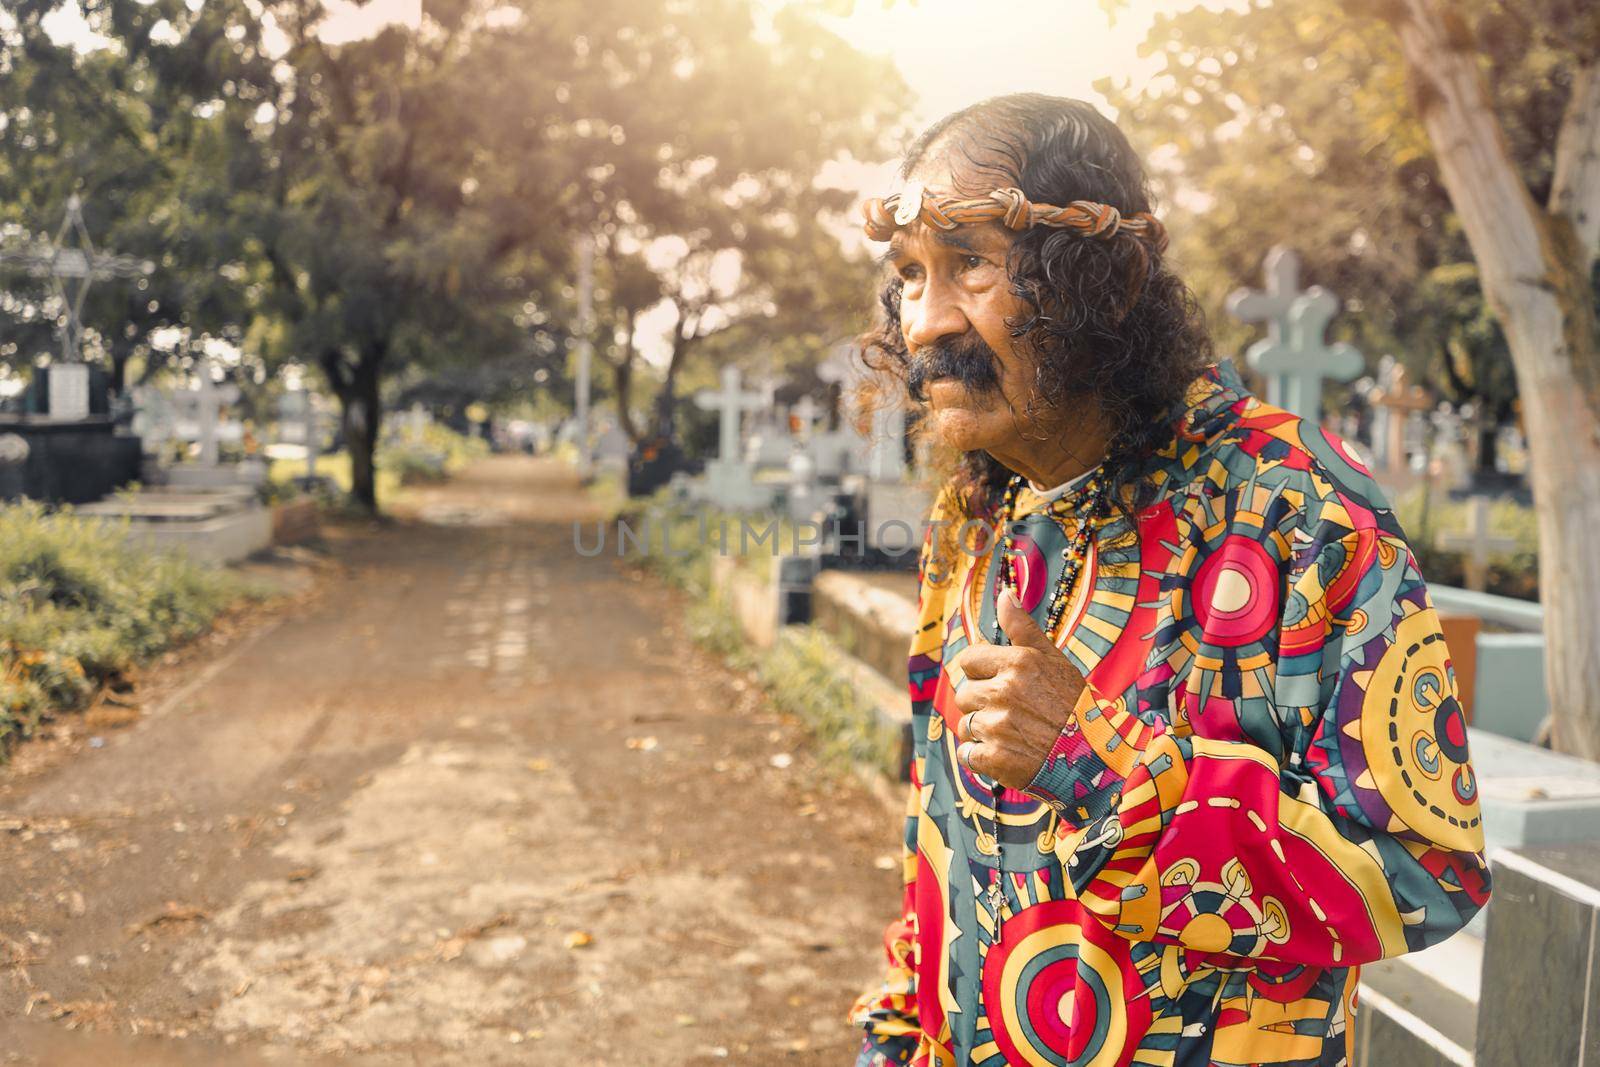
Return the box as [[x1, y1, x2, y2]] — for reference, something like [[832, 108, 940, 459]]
[[975, 468, 1113, 939], [990, 470, 1112, 646]]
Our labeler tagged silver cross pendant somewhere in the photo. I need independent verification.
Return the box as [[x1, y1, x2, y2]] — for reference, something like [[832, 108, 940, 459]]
[[986, 879, 1007, 938]]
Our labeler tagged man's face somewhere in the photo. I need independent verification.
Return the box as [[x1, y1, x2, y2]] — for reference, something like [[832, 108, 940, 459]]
[[882, 163, 1040, 457]]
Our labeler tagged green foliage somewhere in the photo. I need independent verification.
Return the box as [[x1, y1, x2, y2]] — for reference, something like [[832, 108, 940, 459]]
[[619, 489, 901, 774], [0, 502, 243, 749], [377, 421, 490, 485], [1099, 0, 1587, 424], [1392, 487, 1541, 601], [1, 0, 909, 509], [759, 626, 905, 777], [266, 452, 400, 506]]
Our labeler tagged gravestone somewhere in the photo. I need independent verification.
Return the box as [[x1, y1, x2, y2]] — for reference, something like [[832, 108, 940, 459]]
[[272, 386, 332, 488], [0, 198, 153, 502], [1474, 845, 1600, 1066], [0, 433, 29, 500], [1437, 495, 1517, 592], [18, 363, 115, 418], [0, 195, 155, 364], [692, 365, 774, 511], [865, 398, 907, 483], [150, 361, 264, 490], [131, 384, 180, 456], [789, 394, 824, 439], [593, 421, 630, 473], [785, 445, 823, 523], [1227, 246, 1363, 421], [192, 364, 240, 467], [744, 414, 793, 471], [1496, 423, 1527, 475], [780, 394, 837, 522], [47, 363, 91, 421], [80, 370, 271, 562], [1370, 359, 1433, 482], [861, 397, 926, 556], [1428, 404, 1473, 493]]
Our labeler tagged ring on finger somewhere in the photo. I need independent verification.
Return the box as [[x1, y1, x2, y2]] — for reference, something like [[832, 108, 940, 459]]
[[962, 711, 979, 742]]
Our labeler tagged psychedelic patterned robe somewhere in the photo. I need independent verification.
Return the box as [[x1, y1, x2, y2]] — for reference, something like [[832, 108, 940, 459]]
[[850, 364, 1490, 1067]]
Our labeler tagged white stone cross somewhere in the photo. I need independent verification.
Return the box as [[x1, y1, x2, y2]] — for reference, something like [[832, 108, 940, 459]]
[[1227, 246, 1362, 421], [1437, 496, 1518, 593], [0, 195, 155, 363], [867, 400, 907, 483], [694, 364, 766, 465], [304, 391, 322, 482], [194, 361, 241, 467], [790, 394, 824, 438]]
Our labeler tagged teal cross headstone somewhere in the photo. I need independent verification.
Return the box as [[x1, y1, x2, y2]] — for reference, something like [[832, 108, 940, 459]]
[[1227, 246, 1363, 421]]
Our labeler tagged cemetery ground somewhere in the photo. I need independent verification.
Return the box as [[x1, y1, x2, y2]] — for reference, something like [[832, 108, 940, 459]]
[[0, 455, 903, 1066]]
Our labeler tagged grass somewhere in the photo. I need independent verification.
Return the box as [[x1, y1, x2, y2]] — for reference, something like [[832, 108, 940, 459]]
[[265, 422, 491, 510], [622, 488, 905, 777], [757, 626, 907, 778], [0, 502, 249, 752], [266, 453, 402, 504], [1391, 486, 1541, 601]]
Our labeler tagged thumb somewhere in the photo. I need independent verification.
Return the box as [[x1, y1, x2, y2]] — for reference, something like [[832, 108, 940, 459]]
[[997, 586, 1055, 652]]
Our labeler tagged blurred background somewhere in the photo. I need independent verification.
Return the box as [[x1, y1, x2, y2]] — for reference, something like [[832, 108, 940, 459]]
[[0, 0, 1596, 1064]]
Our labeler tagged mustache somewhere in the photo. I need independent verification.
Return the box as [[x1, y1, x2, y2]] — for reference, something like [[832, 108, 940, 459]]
[[906, 334, 1002, 403]]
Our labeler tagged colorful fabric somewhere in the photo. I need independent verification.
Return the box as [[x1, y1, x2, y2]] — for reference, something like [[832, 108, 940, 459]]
[[850, 363, 1490, 1067]]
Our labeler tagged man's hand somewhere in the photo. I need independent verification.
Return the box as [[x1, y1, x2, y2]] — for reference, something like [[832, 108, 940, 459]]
[[951, 587, 1088, 789]]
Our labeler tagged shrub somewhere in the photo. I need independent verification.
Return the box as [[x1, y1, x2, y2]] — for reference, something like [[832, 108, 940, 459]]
[[378, 421, 490, 484], [0, 502, 242, 751]]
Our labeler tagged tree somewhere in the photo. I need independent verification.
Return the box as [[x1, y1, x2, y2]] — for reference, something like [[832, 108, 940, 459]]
[[5, 0, 907, 512], [0, 0, 266, 395], [502, 0, 905, 443], [1094, 2, 1551, 435], [1376, 0, 1600, 755], [1108, 0, 1600, 754]]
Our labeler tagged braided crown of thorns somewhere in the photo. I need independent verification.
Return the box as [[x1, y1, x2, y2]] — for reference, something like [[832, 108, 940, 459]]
[[861, 180, 1168, 253]]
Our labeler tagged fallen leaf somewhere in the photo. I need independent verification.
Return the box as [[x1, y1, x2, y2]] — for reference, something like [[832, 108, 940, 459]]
[[625, 736, 659, 752], [125, 902, 208, 938], [564, 931, 594, 949]]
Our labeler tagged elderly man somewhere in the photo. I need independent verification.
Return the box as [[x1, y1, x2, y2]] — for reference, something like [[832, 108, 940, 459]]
[[848, 94, 1489, 1067]]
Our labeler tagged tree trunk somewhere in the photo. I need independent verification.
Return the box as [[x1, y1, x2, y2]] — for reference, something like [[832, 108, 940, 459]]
[[1476, 421, 1498, 475], [652, 331, 691, 440], [345, 356, 382, 513], [320, 345, 384, 514], [1390, 1, 1600, 755], [613, 308, 641, 443], [109, 338, 131, 395]]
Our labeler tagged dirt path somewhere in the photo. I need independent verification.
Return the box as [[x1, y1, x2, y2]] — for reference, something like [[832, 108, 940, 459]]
[[0, 457, 902, 1066]]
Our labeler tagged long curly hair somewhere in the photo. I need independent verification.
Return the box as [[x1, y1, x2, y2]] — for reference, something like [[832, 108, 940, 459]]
[[859, 94, 1214, 523]]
